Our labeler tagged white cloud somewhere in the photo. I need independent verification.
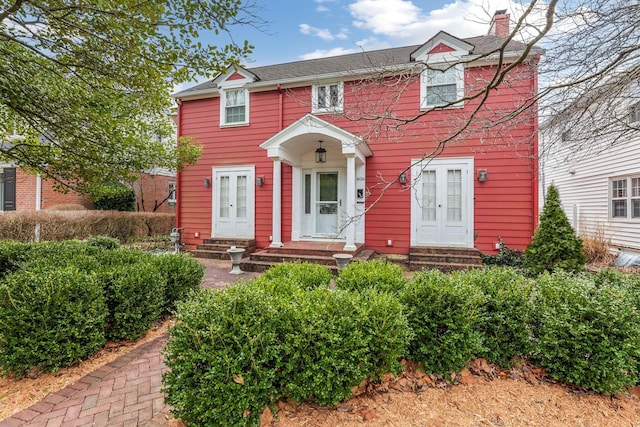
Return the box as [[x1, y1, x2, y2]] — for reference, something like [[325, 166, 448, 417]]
[[299, 23, 338, 41], [347, 0, 545, 43], [316, 5, 330, 12], [300, 47, 360, 60]]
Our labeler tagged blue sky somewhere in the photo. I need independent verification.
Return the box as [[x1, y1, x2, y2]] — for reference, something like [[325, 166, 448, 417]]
[[177, 0, 527, 90]]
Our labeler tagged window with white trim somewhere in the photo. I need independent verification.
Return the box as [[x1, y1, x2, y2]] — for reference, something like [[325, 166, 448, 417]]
[[168, 182, 176, 203], [312, 82, 343, 113], [421, 64, 464, 109], [611, 176, 640, 219], [220, 88, 248, 126]]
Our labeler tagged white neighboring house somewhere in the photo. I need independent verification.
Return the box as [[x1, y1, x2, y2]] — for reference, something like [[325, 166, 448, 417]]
[[540, 80, 640, 252]]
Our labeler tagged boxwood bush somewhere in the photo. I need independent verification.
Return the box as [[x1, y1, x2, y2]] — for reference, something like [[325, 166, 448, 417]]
[[400, 269, 484, 376], [0, 266, 107, 376], [99, 261, 165, 341], [530, 272, 640, 393], [152, 253, 205, 313], [462, 267, 534, 366], [163, 272, 411, 427], [335, 259, 406, 294], [163, 286, 285, 427], [0, 240, 30, 277], [261, 261, 332, 290]]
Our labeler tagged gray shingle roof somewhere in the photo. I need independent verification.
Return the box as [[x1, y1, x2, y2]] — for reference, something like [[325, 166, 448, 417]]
[[175, 34, 531, 97]]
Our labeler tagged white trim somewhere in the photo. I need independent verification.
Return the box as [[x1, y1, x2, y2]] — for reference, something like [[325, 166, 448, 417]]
[[311, 82, 344, 114], [420, 63, 464, 109], [219, 87, 250, 127], [211, 165, 255, 239], [410, 157, 474, 247]]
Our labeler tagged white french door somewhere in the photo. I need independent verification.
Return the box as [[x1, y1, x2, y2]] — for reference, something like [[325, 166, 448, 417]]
[[411, 158, 473, 247], [301, 169, 346, 238], [212, 166, 254, 238]]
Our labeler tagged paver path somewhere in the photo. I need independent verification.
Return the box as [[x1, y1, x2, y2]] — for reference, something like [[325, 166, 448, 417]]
[[1, 258, 260, 427], [1, 335, 169, 427]]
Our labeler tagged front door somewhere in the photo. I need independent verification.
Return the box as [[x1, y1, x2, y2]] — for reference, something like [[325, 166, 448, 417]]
[[212, 166, 254, 238], [302, 169, 346, 238], [411, 158, 473, 247]]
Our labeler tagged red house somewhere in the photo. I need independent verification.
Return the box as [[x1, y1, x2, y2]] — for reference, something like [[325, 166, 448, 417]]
[[174, 12, 541, 269]]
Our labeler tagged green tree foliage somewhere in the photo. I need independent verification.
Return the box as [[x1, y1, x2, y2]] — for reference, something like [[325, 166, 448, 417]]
[[525, 185, 585, 275], [91, 183, 137, 211], [0, 1, 255, 190]]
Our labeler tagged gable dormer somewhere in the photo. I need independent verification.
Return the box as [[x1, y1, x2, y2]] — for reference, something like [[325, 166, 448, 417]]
[[215, 67, 258, 127], [412, 31, 473, 110]]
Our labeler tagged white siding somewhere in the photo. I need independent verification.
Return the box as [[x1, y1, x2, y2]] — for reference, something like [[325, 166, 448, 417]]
[[541, 129, 640, 251]]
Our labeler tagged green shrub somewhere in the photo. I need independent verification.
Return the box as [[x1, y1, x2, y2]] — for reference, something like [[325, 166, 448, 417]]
[[0, 267, 107, 376], [279, 288, 409, 405], [530, 272, 640, 393], [99, 261, 165, 341], [525, 185, 585, 275], [86, 235, 121, 249], [0, 240, 30, 277], [462, 268, 533, 366], [91, 182, 136, 211], [262, 261, 332, 290], [152, 253, 205, 313], [400, 270, 484, 376], [481, 238, 524, 268], [163, 286, 284, 427], [335, 259, 406, 294], [163, 282, 412, 426]]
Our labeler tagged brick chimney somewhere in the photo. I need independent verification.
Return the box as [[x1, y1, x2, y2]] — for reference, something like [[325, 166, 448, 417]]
[[488, 10, 510, 37]]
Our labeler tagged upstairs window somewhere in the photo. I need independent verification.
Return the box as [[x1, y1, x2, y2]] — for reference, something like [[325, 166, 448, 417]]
[[220, 88, 248, 126], [611, 176, 640, 219], [312, 83, 343, 113], [421, 64, 464, 109]]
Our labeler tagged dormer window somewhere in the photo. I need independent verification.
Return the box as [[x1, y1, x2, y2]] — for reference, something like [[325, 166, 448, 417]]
[[312, 83, 343, 113], [221, 88, 248, 126], [421, 64, 464, 109]]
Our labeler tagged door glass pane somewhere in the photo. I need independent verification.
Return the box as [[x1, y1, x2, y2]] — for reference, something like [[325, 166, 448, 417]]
[[236, 175, 247, 218], [219, 176, 229, 218], [304, 174, 311, 214], [447, 169, 462, 222], [421, 170, 436, 222], [319, 173, 338, 201]]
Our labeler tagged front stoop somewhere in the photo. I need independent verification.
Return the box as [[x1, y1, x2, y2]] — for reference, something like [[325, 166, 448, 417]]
[[409, 246, 483, 272], [191, 238, 256, 260], [241, 242, 375, 273]]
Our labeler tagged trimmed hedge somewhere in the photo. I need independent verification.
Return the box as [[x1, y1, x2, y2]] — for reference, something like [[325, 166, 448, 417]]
[[152, 253, 205, 313], [400, 269, 484, 376], [0, 267, 107, 376], [163, 277, 411, 427], [0, 240, 203, 376], [335, 259, 406, 294], [262, 261, 332, 290], [530, 272, 640, 393]]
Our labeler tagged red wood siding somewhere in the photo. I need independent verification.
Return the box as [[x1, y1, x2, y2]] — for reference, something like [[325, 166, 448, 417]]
[[177, 61, 539, 254]]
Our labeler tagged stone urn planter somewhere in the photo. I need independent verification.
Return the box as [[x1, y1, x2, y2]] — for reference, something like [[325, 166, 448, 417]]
[[227, 246, 246, 274], [332, 253, 353, 271]]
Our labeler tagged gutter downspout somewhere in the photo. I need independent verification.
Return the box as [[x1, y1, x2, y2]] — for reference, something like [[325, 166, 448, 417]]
[[175, 99, 182, 232], [531, 55, 540, 236], [277, 84, 284, 130], [35, 174, 42, 242]]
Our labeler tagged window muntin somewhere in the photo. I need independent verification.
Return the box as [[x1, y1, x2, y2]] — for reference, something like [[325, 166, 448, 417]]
[[426, 67, 458, 106], [313, 83, 343, 113], [421, 64, 464, 109], [611, 176, 640, 219], [224, 88, 246, 124]]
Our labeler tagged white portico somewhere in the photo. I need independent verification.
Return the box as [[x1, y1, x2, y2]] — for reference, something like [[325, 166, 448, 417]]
[[260, 114, 372, 251]]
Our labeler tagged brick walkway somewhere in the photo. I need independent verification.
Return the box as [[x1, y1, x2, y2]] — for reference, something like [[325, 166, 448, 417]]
[[0, 258, 260, 427]]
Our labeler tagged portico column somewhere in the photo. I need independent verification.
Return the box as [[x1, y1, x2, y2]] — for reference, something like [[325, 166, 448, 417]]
[[270, 158, 284, 247], [343, 154, 357, 251]]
